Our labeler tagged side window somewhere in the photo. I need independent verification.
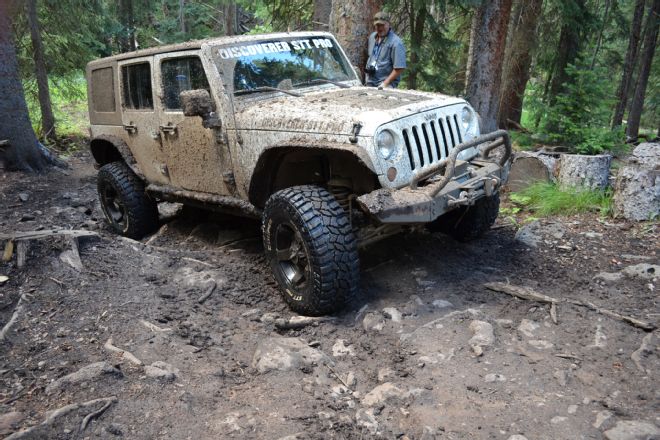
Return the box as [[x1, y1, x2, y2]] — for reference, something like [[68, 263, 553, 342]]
[[161, 57, 210, 110], [121, 63, 153, 110], [91, 67, 116, 112]]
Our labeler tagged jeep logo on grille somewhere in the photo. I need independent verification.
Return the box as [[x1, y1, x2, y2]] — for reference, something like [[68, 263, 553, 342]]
[[424, 113, 437, 121]]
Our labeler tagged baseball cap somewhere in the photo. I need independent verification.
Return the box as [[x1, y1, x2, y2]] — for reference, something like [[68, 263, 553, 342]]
[[373, 11, 389, 25]]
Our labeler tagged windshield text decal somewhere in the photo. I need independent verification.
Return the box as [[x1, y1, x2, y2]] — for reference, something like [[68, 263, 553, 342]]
[[218, 38, 334, 59]]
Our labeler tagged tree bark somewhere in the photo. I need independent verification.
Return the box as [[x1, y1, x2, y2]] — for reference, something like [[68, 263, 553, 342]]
[[0, 0, 47, 172], [313, 0, 332, 31], [611, 0, 645, 129], [330, 0, 384, 80], [179, 0, 186, 34], [27, 0, 56, 142], [118, 0, 136, 52], [548, 0, 586, 103], [498, 0, 543, 129], [222, 2, 236, 36], [626, 0, 659, 141], [465, 0, 513, 133], [407, 3, 426, 90], [558, 153, 612, 190]]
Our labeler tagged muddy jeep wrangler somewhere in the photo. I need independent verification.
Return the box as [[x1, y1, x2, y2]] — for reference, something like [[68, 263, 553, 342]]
[[86, 32, 511, 316]]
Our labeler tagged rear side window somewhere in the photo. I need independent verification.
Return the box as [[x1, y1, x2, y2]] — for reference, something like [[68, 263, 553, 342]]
[[161, 57, 210, 110], [91, 67, 116, 112], [121, 63, 153, 110]]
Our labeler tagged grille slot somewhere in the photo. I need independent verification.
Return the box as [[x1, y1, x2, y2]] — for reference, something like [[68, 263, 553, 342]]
[[398, 111, 464, 173]]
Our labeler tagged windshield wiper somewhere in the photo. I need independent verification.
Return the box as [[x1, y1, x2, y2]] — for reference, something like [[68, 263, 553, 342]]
[[295, 78, 351, 89], [234, 86, 302, 98]]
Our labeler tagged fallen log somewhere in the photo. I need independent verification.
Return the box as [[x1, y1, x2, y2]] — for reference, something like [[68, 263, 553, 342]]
[[4, 396, 117, 440], [484, 282, 655, 331], [506, 151, 559, 192]]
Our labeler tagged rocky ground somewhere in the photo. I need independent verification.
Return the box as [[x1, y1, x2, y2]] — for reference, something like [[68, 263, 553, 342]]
[[0, 152, 658, 440]]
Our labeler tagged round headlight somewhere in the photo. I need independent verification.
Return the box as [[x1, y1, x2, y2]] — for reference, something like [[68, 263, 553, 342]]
[[461, 106, 474, 130], [376, 129, 397, 160]]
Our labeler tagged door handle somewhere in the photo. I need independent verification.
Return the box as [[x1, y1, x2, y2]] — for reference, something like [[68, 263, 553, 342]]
[[123, 124, 137, 133], [159, 124, 177, 134]]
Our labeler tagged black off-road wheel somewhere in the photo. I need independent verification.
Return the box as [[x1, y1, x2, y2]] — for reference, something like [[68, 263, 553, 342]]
[[97, 161, 158, 239], [262, 185, 359, 316], [428, 193, 500, 242]]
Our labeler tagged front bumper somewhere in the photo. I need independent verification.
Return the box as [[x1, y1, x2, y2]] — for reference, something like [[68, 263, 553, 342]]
[[356, 130, 511, 224]]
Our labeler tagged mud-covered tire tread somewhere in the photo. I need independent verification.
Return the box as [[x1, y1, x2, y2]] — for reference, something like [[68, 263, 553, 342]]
[[428, 193, 500, 242], [263, 185, 359, 316], [98, 161, 158, 239]]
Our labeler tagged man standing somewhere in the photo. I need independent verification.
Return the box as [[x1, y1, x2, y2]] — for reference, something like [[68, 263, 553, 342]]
[[365, 11, 406, 88]]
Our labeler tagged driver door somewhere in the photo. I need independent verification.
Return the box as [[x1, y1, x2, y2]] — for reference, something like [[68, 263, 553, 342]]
[[153, 51, 231, 195]]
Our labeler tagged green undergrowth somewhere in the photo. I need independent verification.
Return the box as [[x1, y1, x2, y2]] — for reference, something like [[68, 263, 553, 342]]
[[508, 182, 613, 217]]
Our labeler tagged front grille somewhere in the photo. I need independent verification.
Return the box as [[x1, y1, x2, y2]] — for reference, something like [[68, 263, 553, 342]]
[[401, 114, 463, 171]]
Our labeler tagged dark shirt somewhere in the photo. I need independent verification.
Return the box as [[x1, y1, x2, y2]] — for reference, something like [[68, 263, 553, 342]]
[[365, 30, 406, 87]]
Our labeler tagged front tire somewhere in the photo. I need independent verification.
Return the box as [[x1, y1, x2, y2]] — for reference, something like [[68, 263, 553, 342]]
[[97, 161, 158, 239], [262, 185, 359, 316], [428, 193, 500, 242]]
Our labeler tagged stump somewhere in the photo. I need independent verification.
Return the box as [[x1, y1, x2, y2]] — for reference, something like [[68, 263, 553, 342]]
[[506, 151, 559, 192], [613, 143, 659, 221], [557, 153, 611, 190]]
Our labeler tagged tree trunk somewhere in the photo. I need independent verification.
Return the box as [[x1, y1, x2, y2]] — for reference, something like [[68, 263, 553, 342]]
[[27, 0, 55, 142], [626, 0, 659, 141], [613, 143, 660, 221], [498, 0, 543, 129], [0, 0, 47, 172], [558, 153, 612, 190], [179, 0, 186, 34], [464, 0, 513, 133], [590, 0, 611, 70], [330, 0, 384, 80], [548, 0, 586, 103], [222, 2, 236, 36], [118, 0, 136, 52], [407, 3, 426, 90], [313, 0, 332, 31], [611, 0, 645, 129]]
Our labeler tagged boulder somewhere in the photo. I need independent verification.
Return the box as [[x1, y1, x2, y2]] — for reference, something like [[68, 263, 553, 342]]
[[603, 420, 660, 440], [252, 337, 330, 373], [613, 143, 660, 221]]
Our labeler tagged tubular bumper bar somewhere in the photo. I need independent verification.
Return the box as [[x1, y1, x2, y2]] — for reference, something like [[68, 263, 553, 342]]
[[356, 130, 512, 224]]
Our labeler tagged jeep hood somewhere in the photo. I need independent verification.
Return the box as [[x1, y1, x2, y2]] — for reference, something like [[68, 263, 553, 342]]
[[234, 87, 466, 137]]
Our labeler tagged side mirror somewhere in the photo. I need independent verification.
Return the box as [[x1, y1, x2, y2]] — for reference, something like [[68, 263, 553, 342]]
[[180, 89, 220, 129]]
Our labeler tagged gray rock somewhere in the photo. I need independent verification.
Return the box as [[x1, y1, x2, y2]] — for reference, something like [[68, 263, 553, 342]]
[[332, 339, 355, 357], [361, 382, 403, 406], [355, 408, 378, 434], [252, 337, 330, 373], [144, 361, 178, 381], [484, 373, 506, 383], [362, 312, 385, 332], [0, 412, 25, 436], [593, 410, 614, 429], [468, 320, 494, 356], [17, 193, 29, 203], [46, 362, 123, 394], [603, 420, 660, 440], [382, 307, 403, 322], [622, 263, 659, 281], [507, 436, 529, 440], [432, 299, 453, 309], [594, 271, 624, 284], [515, 220, 565, 247], [517, 319, 540, 338]]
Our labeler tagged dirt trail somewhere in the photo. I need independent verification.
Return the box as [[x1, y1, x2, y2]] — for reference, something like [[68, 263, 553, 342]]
[[0, 153, 658, 439]]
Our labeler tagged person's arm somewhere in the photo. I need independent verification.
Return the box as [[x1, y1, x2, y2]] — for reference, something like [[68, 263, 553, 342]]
[[382, 38, 407, 88], [382, 68, 404, 88]]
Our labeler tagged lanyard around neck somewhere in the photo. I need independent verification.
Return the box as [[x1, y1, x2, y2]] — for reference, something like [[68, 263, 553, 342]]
[[373, 31, 390, 60]]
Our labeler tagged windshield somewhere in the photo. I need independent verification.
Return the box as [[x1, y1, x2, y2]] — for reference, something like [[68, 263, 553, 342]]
[[213, 36, 357, 95]]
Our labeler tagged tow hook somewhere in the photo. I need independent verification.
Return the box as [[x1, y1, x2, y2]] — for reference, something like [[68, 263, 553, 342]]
[[484, 177, 499, 197]]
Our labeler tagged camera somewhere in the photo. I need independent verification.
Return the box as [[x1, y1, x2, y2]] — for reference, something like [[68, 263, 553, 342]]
[[365, 60, 377, 75]]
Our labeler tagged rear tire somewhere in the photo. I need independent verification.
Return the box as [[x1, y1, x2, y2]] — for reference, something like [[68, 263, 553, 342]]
[[97, 161, 158, 239], [428, 193, 500, 242], [262, 185, 359, 316]]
